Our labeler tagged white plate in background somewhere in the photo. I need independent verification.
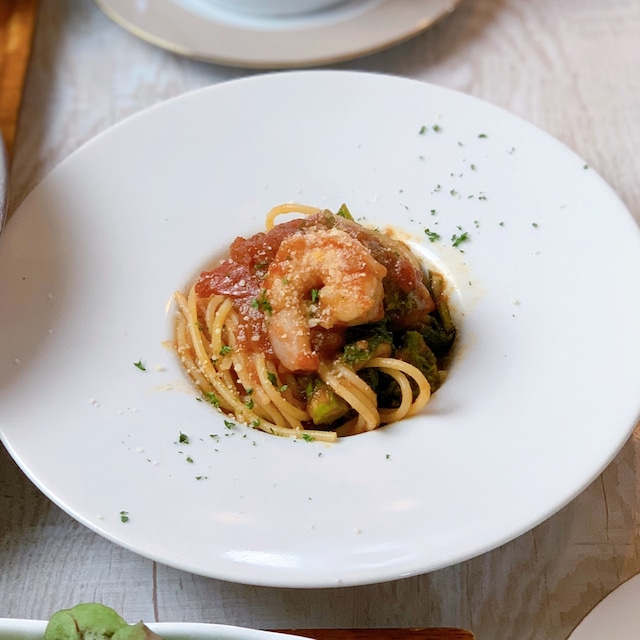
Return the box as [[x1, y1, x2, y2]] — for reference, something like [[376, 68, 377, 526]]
[[568, 573, 640, 639], [1, 71, 640, 588], [95, 0, 460, 68]]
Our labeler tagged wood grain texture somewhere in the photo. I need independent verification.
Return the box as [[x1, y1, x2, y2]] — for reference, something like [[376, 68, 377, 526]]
[[2, 1, 640, 640], [0, 0, 39, 158]]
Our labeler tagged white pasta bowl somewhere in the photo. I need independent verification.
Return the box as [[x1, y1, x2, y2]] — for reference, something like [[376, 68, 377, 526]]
[[1, 71, 640, 589]]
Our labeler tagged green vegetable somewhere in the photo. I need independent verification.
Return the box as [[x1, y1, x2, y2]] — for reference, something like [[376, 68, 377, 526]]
[[396, 330, 441, 392], [342, 321, 393, 366], [335, 203, 354, 220], [427, 272, 456, 334], [45, 604, 127, 640], [417, 272, 456, 357], [416, 317, 456, 358], [369, 369, 402, 409], [133, 360, 145, 371], [308, 380, 350, 425], [382, 280, 426, 328], [45, 605, 164, 640]]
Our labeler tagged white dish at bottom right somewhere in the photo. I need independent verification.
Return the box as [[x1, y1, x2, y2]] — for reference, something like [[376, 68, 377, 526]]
[[568, 573, 640, 639]]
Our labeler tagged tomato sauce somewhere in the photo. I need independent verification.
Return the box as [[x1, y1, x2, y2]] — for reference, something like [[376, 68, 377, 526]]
[[194, 211, 434, 359]]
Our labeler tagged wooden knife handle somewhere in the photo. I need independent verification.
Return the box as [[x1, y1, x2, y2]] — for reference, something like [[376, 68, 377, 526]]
[[0, 0, 39, 158], [276, 629, 475, 639]]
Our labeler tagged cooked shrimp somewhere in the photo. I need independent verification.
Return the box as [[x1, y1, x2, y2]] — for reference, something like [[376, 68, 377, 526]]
[[264, 227, 387, 372]]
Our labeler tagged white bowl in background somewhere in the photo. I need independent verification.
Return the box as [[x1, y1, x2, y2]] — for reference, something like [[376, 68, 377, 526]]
[[199, 0, 347, 16]]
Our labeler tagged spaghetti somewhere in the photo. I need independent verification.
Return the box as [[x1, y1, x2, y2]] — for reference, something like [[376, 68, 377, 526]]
[[174, 204, 456, 441]]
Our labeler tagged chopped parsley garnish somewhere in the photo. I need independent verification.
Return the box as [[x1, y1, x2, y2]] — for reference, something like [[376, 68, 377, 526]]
[[219, 345, 232, 355], [432, 124, 441, 132], [185, 456, 194, 463], [119, 510, 129, 523], [251, 419, 261, 428], [205, 392, 220, 407], [419, 125, 427, 135], [267, 372, 278, 385], [424, 228, 441, 242], [224, 420, 235, 429], [178, 432, 190, 444], [478, 133, 488, 138], [451, 231, 470, 248], [251, 290, 273, 315], [133, 360, 146, 371], [310, 288, 319, 303], [302, 433, 315, 442], [532, 222, 539, 228], [245, 398, 254, 410]]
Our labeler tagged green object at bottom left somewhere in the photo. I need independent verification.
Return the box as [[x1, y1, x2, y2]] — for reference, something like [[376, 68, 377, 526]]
[[44, 604, 163, 640]]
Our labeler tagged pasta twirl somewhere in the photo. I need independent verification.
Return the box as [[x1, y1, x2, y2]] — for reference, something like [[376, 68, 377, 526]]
[[173, 204, 456, 441]]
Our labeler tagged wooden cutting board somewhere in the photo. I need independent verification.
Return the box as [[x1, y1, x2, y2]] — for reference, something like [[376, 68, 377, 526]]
[[0, 0, 39, 159], [278, 630, 474, 639]]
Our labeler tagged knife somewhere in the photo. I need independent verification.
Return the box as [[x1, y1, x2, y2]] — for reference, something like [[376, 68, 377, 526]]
[[0, 0, 39, 233], [277, 629, 475, 639]]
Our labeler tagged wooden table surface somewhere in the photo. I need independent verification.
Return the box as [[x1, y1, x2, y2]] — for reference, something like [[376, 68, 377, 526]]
[[1, 1, 640, 639]]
